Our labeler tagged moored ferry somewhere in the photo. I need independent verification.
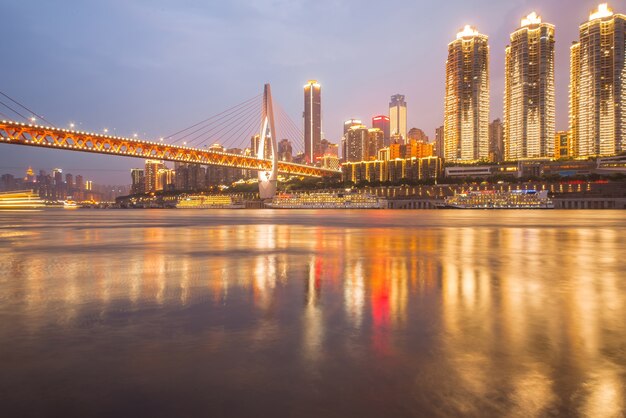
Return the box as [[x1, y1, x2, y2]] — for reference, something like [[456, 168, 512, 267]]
[[267, 192, 386, 209], [0, 190, 45, 209], [176, 194, 244, 209], [439, 189, 554, 209]]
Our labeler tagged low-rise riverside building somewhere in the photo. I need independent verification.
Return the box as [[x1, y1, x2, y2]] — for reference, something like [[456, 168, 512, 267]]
[[342, 156, 443, 184]]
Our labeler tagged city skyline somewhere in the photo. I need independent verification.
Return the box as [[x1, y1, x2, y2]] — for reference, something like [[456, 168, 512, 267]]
[[0, 0, 621, 182]]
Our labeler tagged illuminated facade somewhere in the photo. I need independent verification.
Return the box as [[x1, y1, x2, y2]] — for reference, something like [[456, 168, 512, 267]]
[[144, 160, 164, 192], [570, 4, 626, 157], [435, 125, 444, 158], [320, 155, 340, 170], [372, 115, 390, 146], [278, 139, 293, 162], [343, 118, 362, 135], [304, 80, 322, 164], [504, 13, 555, 160], [389, 95, 407, 141], [345, 124, 369, 162], [130, 168, 145, 194], [407, 128, 428, 143], [251, 134, 272, 160], [367, 128, 385, 158], [342, 156, 443, 183], [157, 168, 175, 191], [321, 140, 338, 157], [388, 141, 434, 160], [25, 166, 35, 183], [555, 131, 571, 159], [489, 118, 504, 163], [444, 25, 490, 162], [342, 119, 362, 161]]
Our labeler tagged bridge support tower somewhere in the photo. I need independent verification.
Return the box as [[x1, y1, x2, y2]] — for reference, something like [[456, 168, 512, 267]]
[[258, 84, 279, 199]]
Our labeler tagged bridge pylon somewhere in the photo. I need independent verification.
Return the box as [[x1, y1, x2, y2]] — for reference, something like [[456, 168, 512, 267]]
[[258, 84, 278, 199]]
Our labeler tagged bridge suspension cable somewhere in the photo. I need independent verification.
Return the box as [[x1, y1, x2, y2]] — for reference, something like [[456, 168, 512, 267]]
[[216, 106, 262, 151], [165, 93, 261, 144], [0, 90, 56, 127], [186, 98, 261, 147], [274, 100, 305, 154], [0, 99, 30, 122]]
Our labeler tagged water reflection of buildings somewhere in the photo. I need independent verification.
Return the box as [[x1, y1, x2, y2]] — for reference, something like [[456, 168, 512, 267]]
[[10, 220, 443, 348], [439, 224, 626, 416], [3, 213, 625, 416]]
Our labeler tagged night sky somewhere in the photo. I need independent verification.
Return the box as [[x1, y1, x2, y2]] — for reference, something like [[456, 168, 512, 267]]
[[0, 0, 608, 183]]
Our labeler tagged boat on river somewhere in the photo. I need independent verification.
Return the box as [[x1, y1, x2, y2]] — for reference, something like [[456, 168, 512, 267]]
[[267, 192, 386, 209], [176, 194, 244, 209], [438, 189, 554, 209], [0, 190, 45, 210]]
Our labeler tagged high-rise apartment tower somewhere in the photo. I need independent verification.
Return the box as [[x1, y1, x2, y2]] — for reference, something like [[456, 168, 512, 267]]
[[504, 12, 555, 160], [444, 25, 490, 162], [570, 3, 626, 157]]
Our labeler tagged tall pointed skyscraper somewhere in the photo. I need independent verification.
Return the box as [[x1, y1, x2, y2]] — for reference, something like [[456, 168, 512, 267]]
[[444, 25, 490, 162], [570, 3, 626, 157], [303, 80, 322, 165], [504, 12, 555, 161]]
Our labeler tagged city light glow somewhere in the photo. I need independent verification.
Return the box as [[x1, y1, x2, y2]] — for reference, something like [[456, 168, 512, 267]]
[[590, 3, 613, 20], [456, 25, 479, 39], [521, 12, 542, 26]]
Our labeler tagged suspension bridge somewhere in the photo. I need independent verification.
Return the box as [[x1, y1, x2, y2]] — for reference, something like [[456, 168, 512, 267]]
[[0, 84, 340, 198]]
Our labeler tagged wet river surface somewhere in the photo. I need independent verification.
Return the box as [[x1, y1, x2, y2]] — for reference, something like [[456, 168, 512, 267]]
[[0, 209, 625, 417]]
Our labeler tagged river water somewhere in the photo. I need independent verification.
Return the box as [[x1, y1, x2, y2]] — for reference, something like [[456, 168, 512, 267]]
[[0, 209, 625, 417]]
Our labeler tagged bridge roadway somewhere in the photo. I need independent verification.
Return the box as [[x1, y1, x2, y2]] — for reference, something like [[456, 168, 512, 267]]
[[0, 120, 339, 178]]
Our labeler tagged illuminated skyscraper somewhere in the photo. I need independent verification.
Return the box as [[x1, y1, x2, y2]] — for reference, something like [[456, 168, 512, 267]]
[[278, 139, 293, 162], [130, 169, 145, 194], [389, 95, 407, 141], [157, 168, 175, 191], [251, 134, 272, 159], [504, 12, 555, 160], [75, 175, 83, 191], [206, 144, 226, 185], [367, 128, 385, 159], [435, 126, 444, 158], [52, 168, 65, 200], [372, 115, 390, 146], [555, 131, 571, 159], [304, 80, 322, 164], [570, 3, 626, 157], [345, 124, 369, 162], [489, 118, 504, 163], [342, 119, 362, 160], [444, 25, 490, 162], [24, 166, 35, 183], [144, 160, 164, 192], [407, 128, 428, 143], [65, 173, 74, 190]]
